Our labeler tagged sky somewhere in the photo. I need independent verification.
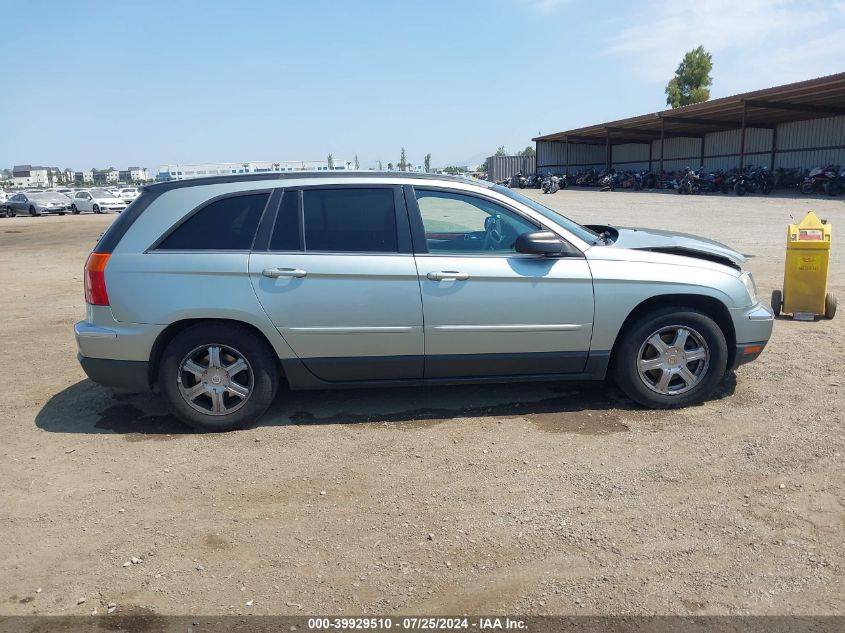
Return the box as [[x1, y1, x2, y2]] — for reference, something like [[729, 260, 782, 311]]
[[2, 0, 844, 173]]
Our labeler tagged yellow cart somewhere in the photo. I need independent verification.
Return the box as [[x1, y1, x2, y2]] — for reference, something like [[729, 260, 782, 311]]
[[771, 211, 836, 320]]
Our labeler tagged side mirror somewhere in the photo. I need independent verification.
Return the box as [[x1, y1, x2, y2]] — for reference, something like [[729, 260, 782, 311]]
[[515, 231, 575, 256]]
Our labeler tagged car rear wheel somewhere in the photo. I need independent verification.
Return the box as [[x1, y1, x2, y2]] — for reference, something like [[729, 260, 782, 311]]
[[159, 323, 280, 431], [612, 308, 728, 409]]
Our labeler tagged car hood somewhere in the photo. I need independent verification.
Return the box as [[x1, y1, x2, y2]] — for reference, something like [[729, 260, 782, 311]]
[[586, 224, 747, 268]]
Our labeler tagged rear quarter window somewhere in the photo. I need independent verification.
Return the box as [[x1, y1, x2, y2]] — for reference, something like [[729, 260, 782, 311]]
[[155, 193, 269, 251]]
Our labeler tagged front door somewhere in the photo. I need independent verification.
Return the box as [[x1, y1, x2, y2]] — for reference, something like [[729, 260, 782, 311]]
[[250, 186, 424, 382], [408, 186, 594, 378]]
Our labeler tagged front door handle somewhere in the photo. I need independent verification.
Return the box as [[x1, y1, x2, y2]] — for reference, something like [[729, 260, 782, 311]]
[[262, 267, 307, 278], [427, 271, 469, 281]]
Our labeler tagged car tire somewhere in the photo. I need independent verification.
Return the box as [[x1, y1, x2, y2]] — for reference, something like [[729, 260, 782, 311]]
[[158, 322, 280, 432], [29, 205, 37, 216], [93, 204, 101, 214], [771, 289, 782, 317], [71, 204, 79, 214], [612, 307, 728, 409]]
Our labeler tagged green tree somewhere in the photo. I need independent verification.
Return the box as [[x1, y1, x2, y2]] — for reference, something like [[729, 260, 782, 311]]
[[477, 162, 487, 172], [327, 154, 334, 169], [443, 166, 463, 175], [494, 146, 507, 157], [387, 162, 394, 170], [398, 147, 408, 171], [424, 153, 432, 173], [665, 46, 713, 108], [517, 146, 536, 157], [354, 154, 360, 170]]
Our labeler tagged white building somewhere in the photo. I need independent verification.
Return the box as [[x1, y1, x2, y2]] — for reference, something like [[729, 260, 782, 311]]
[[128, 166, 149, 182], [12, 165, 49, 187], [157, 159, 353, 181]]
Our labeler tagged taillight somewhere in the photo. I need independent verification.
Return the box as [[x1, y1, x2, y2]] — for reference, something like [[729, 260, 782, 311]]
[[84, 252, 111, 305]]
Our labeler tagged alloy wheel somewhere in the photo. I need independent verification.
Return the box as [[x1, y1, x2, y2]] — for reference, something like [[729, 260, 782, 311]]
[[636, 325, 710, 396], [177, 344, 254, 416]]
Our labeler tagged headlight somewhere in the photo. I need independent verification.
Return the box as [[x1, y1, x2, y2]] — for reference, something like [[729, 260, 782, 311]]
[[740, 272, 757, 305]]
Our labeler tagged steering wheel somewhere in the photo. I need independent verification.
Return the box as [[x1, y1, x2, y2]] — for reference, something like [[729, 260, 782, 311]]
[[483, 214, 505, 250]]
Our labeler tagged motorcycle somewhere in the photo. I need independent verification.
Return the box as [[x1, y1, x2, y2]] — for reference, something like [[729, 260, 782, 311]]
[[541, 174, 560, 194], [800, 165, 840, 194], [598, 169, 617, 192], [825, 168, 845, 196]]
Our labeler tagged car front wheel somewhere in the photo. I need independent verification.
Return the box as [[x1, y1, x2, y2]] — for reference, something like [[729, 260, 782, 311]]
[[612, 307, 728, 409], [158, 323, 280, 431], [71, 204, 79, 214]]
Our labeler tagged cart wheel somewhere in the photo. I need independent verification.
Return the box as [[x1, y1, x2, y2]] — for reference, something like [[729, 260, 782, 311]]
[[771, 290, 782, 317], [825, 293, 837, 319]]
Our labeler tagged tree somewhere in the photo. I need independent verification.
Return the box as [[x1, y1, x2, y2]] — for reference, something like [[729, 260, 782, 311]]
[[354, 154, 360, 170], [378, 160, 383, 171], [665, 46, 713, 108], [327, 154, 334, 169], [517, 146, 536, 157], [477, 162, 487, 173], [398, 147, 408, 171], [387, 162, 394, 170], [443, 166, 463, 175], [424, 153, 432, 173], [494, 146, 507, 157]]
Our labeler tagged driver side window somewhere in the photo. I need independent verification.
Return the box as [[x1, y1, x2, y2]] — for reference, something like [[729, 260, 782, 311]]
[[414, 189, 538, 254]]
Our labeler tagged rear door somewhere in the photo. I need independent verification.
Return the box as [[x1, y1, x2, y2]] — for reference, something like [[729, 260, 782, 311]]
[[249, 185, 424, 382]]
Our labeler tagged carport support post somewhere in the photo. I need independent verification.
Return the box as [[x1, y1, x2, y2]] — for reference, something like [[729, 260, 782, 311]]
[[770, 125, 778, 170], [658, 117, 665, 173], [739, 100, 748, 169], [565, 136, 570, 176], [648, 141, 652, 172], [605, 129, 611, 171]]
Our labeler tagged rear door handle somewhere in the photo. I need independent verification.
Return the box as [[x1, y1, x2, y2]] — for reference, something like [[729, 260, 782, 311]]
[[427, 271, 470, 281], [262, 267, 307, 278]]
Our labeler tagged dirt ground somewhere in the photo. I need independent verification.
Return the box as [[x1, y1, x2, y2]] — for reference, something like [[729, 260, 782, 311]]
[[1, 189, 843, 617]]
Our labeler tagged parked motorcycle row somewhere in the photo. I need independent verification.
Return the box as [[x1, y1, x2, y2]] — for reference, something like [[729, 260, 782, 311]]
[[498, 165, 845, 196]]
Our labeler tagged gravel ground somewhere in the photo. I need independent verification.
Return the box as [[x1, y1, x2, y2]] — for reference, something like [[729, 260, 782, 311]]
[[0, 189, 843, 617]]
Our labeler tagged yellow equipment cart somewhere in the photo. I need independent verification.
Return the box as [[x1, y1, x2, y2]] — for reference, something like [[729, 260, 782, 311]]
[[771, 211, 836, 320]]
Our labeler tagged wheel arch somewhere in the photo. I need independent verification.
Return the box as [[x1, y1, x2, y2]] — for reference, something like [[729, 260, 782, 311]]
[[608, 294, 737, 370], [148, 318, 283, 388]]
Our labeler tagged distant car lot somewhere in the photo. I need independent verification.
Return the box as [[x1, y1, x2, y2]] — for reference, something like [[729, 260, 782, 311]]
[[0, 188, 842, 616]]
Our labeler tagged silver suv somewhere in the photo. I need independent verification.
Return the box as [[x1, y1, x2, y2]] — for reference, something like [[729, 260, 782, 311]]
[[75, 173, 773, 431]]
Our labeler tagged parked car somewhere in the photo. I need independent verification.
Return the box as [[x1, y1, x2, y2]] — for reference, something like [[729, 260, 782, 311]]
[[70, 189, 128, 214], [4, 191, 70, 216], [118, 187, 141, 203], [75, 172, 773, 431], [55, 188, 75, 199]]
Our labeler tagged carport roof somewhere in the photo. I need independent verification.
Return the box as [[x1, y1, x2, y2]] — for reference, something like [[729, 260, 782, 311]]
[[533, 72, 845, 145]]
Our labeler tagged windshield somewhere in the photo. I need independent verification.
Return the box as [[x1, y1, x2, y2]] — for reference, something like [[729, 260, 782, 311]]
[[92, 189, 116, 198], [30, 192, 66, 201], [490, 184, 600, 244]]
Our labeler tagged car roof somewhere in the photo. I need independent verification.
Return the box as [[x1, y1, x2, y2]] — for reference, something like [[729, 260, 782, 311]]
[[143, 171, 481, 194]]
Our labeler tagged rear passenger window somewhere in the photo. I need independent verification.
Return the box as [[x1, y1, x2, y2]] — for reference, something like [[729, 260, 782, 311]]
[[157, 193, 269, 250], [269, 190, 301, 251], [303, 188, 397, 252]]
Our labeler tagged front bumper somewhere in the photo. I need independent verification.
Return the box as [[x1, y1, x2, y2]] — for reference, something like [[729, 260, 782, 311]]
[[729, 302, 774, 369]]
